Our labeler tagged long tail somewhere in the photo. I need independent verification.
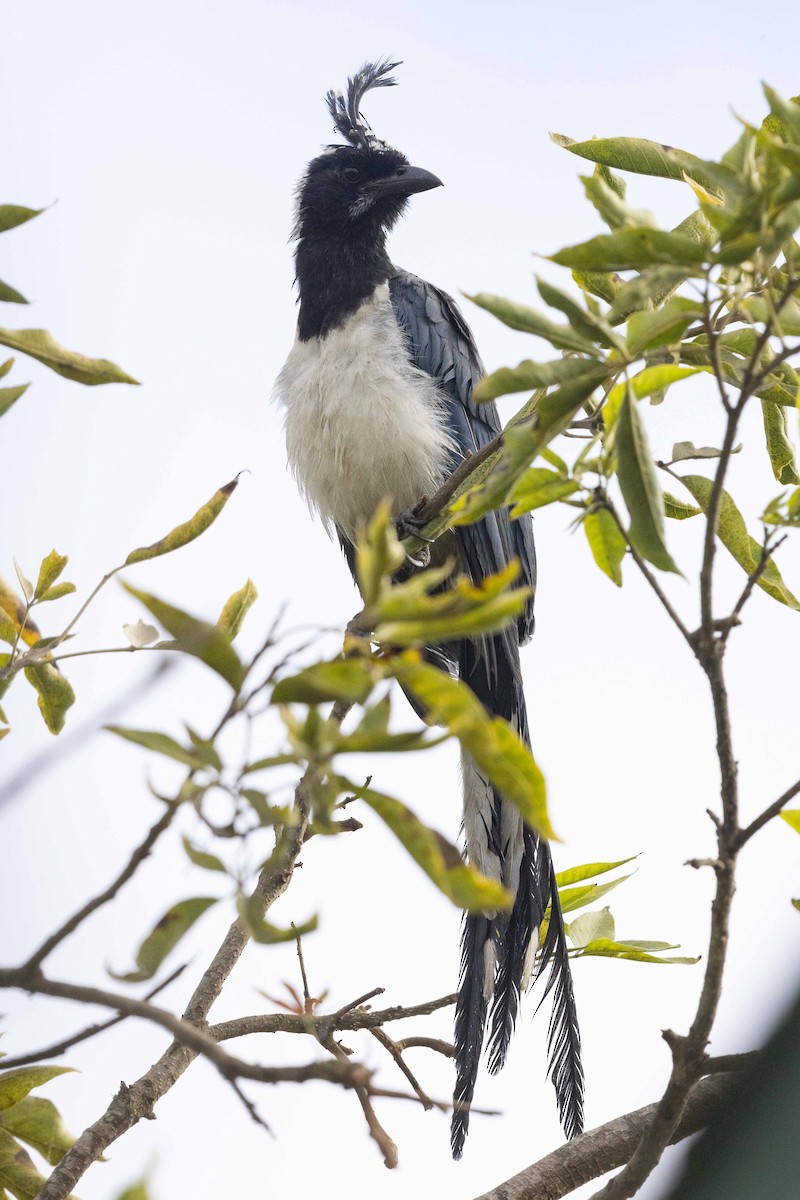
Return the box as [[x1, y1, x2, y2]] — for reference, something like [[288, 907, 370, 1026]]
[[450, 636, 584, 1158]]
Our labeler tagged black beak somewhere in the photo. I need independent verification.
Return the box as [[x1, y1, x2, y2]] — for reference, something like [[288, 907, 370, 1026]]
[[367, 164, 443, 199]]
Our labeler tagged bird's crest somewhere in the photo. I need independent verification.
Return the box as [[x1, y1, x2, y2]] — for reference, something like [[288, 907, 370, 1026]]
[[326, 59, 401, 151]]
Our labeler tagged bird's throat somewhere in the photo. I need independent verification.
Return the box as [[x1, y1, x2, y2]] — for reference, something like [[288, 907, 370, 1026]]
[[295, 228, 394, 341]]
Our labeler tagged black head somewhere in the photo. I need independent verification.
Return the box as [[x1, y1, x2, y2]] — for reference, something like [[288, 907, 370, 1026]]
[[292, 60, 442, 339], [294, 59, 442, 242]]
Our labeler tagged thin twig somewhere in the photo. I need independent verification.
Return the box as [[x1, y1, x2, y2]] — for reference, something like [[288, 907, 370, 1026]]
[[34, 704, 351, 1200], [736, 776, 800, 848], [369, 1027, 434, 1110], [0, 964, 188, 1070], [394, 1036, 455, 1058], [604, 500, 693, 646], [210, 992, 457, 1043], [23, 804, 178, 971], [323, 1034, 398, 1168]]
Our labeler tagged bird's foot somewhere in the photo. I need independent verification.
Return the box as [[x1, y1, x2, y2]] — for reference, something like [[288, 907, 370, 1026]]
[[396, 498, 434, 544]]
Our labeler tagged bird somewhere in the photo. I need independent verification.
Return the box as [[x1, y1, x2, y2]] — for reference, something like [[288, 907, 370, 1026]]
[[275, 59, 583, 1158]]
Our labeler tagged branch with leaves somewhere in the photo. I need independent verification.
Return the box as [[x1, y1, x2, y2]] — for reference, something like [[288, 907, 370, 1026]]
[[5, 81, 800, 1200]]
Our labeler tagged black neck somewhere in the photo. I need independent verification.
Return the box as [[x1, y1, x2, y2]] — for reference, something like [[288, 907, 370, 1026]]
[[295, 226, 393, 341]]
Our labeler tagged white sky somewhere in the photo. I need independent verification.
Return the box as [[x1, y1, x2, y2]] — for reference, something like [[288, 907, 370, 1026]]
[[2, 2, 800, 1198]]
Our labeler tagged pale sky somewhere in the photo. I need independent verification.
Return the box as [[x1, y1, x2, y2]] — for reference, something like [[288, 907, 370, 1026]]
[[2, 2, 800, 1198]]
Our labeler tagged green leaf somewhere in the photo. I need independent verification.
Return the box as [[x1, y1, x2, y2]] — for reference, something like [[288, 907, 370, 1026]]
[[121, 584, 246, 691], [185, 727, 223, 771], [466, 293, 600, 354], [536, 276, 626, 350], [0, 281, 28, 305], [550, 132, 699, 181], [573, 269, 621, 306], [272, 658, 375, 706], [579, 937, 699, 964], [34, 551, 68, 600], [550, 229, 708, 273], [236, 895, 317, 944], [664, 492, 702, 520], [241, 753, 300, 774], [0, 327, 138, 385], [509, 468, 579, 516], [372, 562, 530, 647], [559, 873, 632, 914], [626, 297, 703, 356], [392, 658, 554, 839], [110, 897, 217, 982], [680, 474, 800, 609], [114, 1182, 152, 1200], [763, 85, 800, 147], [0, 206, 45, 233], [355, 500, 406, 606], [584, 507, 627, 586], [780, 810, 800, 834], [681, 341, 799, 408], [105, 725, 210, 770], [555, 857, 638, 887], [23, 663, 75, 735], [762, 400, 800, 484], [567, 907, 616, 947], [625, 364, 706, 404], [181, 836, 225, 873], [125, 477, 239, 565], [36, 582, 76, 603], [473, 355, 598, 402], [0, 1068, 73, 1113], [0, 1128, 50, 1200], [616, 389, 680, 572], [0, 385, 28, 419], [450, 367, 610, 526], [0, 1098, 75, 1167], [608, 266, 698, 323], [216, 579, 258, 640], [13, 560, 33, 602], [580, 167, 656, 230], [350, 780, 512, 912], [671, 440, 742, 463]]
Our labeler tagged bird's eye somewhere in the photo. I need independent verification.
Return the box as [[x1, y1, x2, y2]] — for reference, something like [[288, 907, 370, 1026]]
[[342, 167, 361, 183]]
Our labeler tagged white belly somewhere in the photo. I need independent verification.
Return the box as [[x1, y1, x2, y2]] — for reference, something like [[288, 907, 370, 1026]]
[[275, 284, 455, 543]]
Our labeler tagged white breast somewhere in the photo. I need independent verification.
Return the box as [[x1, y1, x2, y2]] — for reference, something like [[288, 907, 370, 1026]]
[[275, 284, 455, 544]]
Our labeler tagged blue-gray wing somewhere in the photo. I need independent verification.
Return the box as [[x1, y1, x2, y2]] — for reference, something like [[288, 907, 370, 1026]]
[[388, 268, 536, 645]]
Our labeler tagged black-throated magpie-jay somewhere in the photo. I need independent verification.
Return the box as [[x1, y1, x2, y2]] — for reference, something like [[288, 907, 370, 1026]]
[[276, 59, 583, 1157]]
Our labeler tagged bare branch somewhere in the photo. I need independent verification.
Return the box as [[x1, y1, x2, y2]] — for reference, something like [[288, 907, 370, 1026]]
[[211, 992, 457, 1044], [471, 1074, 732, 1200], [604, 500, 693, 647], [23, 805, 177, 971], [394, 1035, 455, 1058], [0, 964, 187, 1070], [737, 776, 800, 848], [369, 1027, 435, 1110], [33, 703, 352, 1200]]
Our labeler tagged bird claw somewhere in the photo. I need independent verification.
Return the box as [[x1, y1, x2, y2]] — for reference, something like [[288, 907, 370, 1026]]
[[396, 499, 434, 544]]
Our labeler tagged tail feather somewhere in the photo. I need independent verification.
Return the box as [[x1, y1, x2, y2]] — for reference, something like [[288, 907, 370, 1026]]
[[486, 824, 541, 1074], [453, 636, 584, 1153], [451, 913, 492, 1159], [537, 854, 585, 1140]]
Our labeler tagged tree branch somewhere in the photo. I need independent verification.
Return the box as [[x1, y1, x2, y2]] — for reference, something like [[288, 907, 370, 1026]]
[[32, 734, 332, 1199], [471, 1074, 732, 1200], [23, 804, 177, 971], [0, 964, 187, 1070], [737, 775, 800, 848]]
